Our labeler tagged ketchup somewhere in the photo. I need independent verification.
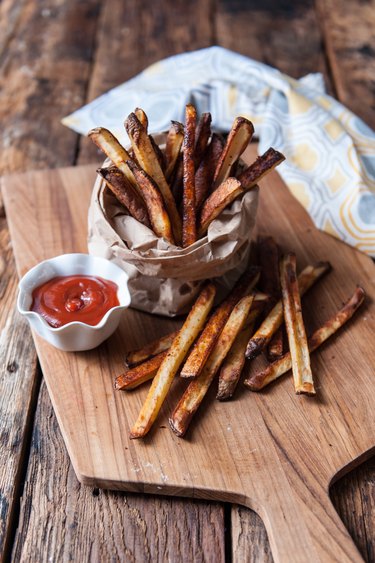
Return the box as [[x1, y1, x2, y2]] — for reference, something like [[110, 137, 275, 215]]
[[31, 275, 119, 328]]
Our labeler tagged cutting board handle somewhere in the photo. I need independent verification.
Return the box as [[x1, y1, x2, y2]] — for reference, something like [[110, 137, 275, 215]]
[[247, 480, 363, 562]]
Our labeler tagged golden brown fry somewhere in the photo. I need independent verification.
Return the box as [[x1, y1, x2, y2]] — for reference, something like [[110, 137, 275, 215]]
[[194, 112, 212, 167], [165, 121, 184, 181], [115, 351, 167, 390], [238, 148, 285, 189], [280, 253, 315, 395], [126, 160, 174, 244], [125, 113, 182, 244], [182, 104, 197, 247], [212, 117, 254, 189], [180, 267, 260, 378], [195, 134, 224, 209], [130, 283, 216, 439], [88, 127, 137, 189], [198, 177, 243, 237], [97, 167, 150, 228], [245, 287, 365, 391], [134, 107, 148, 131], [169, 294, 254, 437], [246, 261, 331, 359], [125, 330, 179, 367], [216, 305, 263, 400]]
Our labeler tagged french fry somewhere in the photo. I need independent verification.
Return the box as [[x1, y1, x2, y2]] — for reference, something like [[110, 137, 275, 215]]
[[125, 330, 179, 367], [212, 117, 254, 189], [130, 283, 216, 439], [88, 127, 137, 189], [134, 107, 148, 131], [195, 133, 224, 209], [169, 294, 254, 437], [280, 253, 315, 395], [194, 112, 212, 167], [126, 160, 174, 244], [182, 104, 197, 247], [165, 121, 184, 181], [238, 148, 285, 189], [267, 327, 284, 361], [216, 306, 263, 400], [198, 177, 243, 237], [246, 261, 331, 359], [115, 351, 167, 390], [180, 267, 260, 378], [97, 167, 151, 228], [244, 287, 365, 391], [125, 113, 182, 245]]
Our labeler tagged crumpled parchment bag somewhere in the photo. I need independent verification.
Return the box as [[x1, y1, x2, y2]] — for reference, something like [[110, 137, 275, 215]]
[[88, 151, 259, 316]]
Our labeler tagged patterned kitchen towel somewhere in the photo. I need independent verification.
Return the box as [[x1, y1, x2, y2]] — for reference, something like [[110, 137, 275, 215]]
[[63, 46, 375, 256]]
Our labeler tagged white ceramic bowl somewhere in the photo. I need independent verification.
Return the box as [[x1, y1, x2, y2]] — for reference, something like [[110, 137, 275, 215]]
[[17, 253, 131, 351]]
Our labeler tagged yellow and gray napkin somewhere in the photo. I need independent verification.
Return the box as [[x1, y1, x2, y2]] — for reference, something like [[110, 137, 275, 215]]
[[63, 46, 375, 257]]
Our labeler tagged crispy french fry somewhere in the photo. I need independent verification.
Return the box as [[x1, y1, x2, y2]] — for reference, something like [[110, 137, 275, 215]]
[[212, 117, 254, 189], [165, 121, 184, 181], [115, 351, 167, 390], [134, 107, 148, 131], [238, 148, 285, 189], [125, 330, 179, 367], [97, 167, 151, 228], [198, 177, 243, 237], [182, 104, 197, 247], [195, 133, 224, 209], [267, 327, 284, 361], [216, 306, 263, 400], [280, 253, 315, 395], [180, 267, 260, 378], [246, 261, 331, 359], [130, 283, 216, 439], [125, 113, 182, 244], [194, 112, 212, 167], [126, 160, 174, 244], [244, 287, 365, 391], [169, 294, 254, 437], [88, 127, 137, 189]]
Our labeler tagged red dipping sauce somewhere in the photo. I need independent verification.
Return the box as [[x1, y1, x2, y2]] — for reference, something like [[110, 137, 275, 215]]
[[31, 275, 119, 328]]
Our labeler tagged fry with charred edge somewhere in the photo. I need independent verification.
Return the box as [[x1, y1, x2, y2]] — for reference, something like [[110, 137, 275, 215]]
[[195, 134, 224, 209], [198, 177, 243, 237], [88, 127, 137, 189], [216, 305, 263, 400], [130, 283, 216, 439], [180, 268, 260, 378], [238, 148, 285, 189], [245, 287, 365, 391], [212, 117, 254, 189], [125, 113, 182, 245], [126, 160, 174, 244], [182, 104, 197, 247], [134, 107, 148, 131], [169, 295, 254, 437], [165, 121, 184, 181], [97, 167, 150, 228], [280, 253, 315, 395], [125, 330, 179, 367], [267, 327, 284, 361], [115, 351, 167, 390], [194, 112, 212, 167], [246, 261, 331, 359]]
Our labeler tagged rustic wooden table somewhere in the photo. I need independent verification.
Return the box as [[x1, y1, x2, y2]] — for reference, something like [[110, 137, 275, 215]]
[[0, 1, 374, 561]]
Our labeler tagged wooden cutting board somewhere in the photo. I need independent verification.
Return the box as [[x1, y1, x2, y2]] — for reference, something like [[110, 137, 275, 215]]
[[2, 146, 375, 563]]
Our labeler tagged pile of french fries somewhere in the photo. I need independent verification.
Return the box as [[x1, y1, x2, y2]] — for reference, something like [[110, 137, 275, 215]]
[[89, 105, 285, 247], [115, 236, 365, 438]]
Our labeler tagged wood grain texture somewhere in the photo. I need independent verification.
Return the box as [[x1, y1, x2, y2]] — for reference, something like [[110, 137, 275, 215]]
[[316, 0, 375, 127], [12, 381, 225, 563], [3, 147, 375, 562], [231, 506, 274, 563]]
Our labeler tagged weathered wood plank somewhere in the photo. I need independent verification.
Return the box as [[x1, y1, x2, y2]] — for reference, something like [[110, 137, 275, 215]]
[[0, 0, 103, 558], [12, 382, 225, 563], [316, 0, 375, 128]]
